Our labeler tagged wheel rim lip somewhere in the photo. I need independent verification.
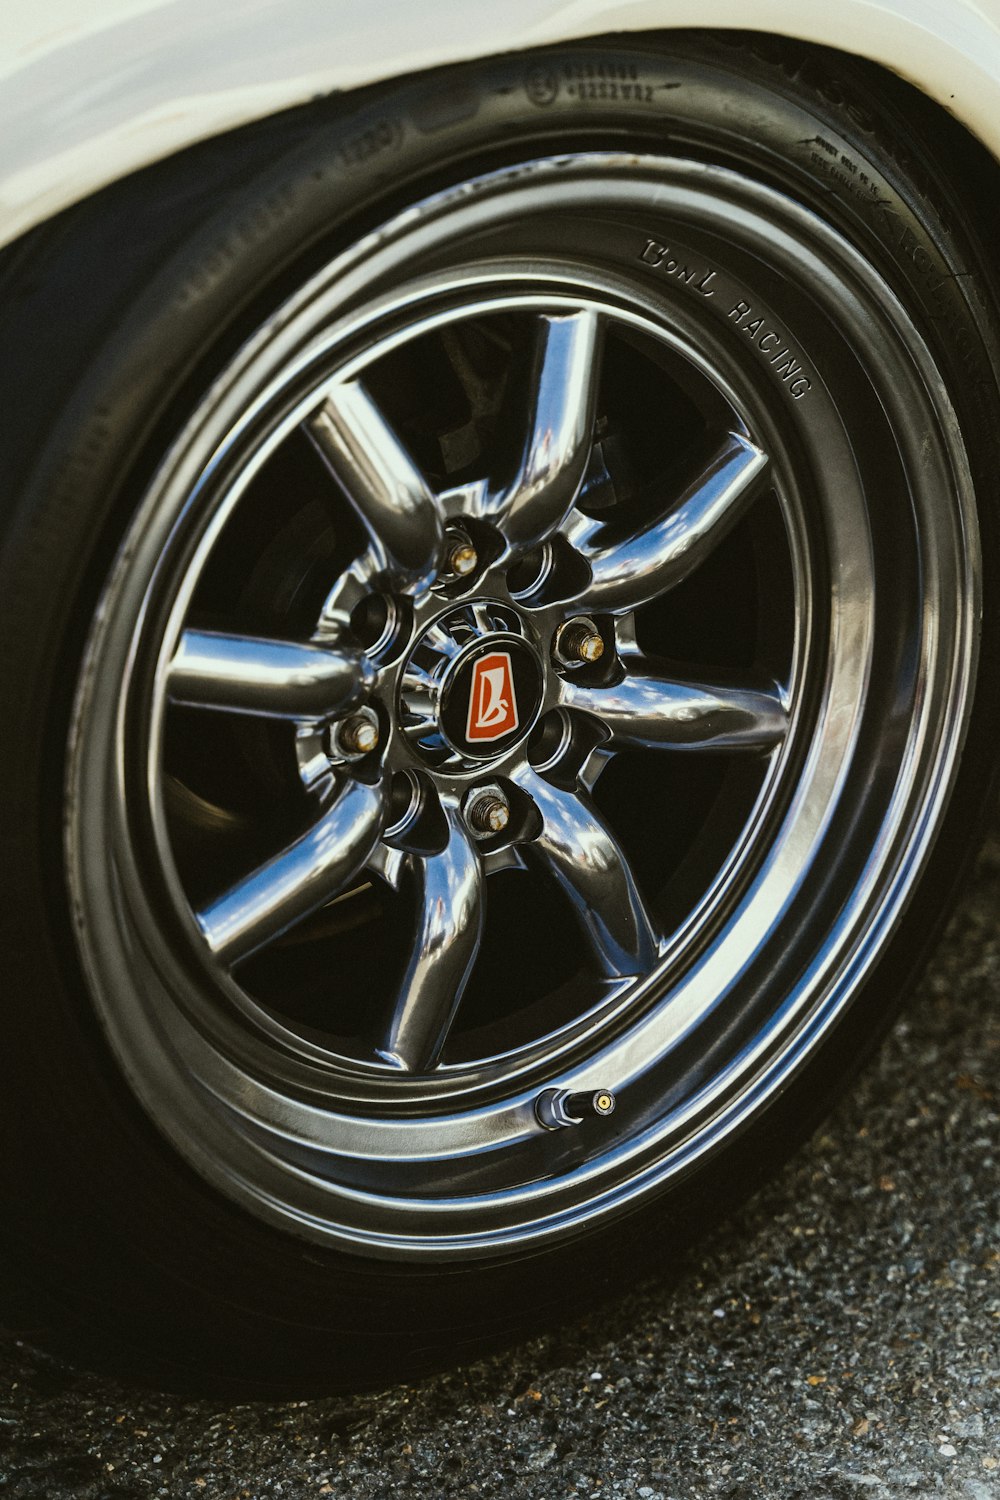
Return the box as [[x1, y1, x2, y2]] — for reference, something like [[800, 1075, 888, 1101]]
[[64, 152, 979, 1257]]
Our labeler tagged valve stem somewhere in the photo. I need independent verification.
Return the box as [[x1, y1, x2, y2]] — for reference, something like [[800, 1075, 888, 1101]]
[[535, 1087, 616, 1130]]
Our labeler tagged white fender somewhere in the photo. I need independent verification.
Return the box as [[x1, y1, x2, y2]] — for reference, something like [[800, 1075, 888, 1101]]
[[3, 0, 1000, 249]]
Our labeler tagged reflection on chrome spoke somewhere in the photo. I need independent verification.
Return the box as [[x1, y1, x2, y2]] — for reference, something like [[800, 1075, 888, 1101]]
[[515, 764, 659, 977], [561, 663, 788, 752], [579, 432, 769, 612], [308, 380, 444, 590], [168, 629, 375, 720], [375, 806, 485, 1072], [197, 777, 388, 965], [486, 310, 603, 551]]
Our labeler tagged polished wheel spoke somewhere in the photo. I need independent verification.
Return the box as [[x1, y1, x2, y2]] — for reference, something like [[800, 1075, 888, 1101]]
[[516, 765, 658, 977], [487, 310, 602, 549], [579, 432, 769, 612], [198, 777, 388, 965], [375, 806, 485, 1072], [308, 380, 444, 589], [561, 663, 788, 752], [167, 629, 375, 720]]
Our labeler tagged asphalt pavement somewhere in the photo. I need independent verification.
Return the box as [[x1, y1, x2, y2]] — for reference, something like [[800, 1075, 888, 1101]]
[[1, 836, 997, 1499]]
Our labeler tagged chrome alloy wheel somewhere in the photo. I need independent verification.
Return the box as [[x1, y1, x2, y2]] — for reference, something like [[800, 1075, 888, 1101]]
[[66, 152, 978, 1258]]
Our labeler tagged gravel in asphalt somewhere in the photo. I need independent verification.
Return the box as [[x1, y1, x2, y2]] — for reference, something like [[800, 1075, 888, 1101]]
[[1, 837, 998, 1500]]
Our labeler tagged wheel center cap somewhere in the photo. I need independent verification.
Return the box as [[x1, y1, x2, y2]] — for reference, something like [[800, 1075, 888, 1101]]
[[399, 602, 544, 768], [443, 636, 542, 757]]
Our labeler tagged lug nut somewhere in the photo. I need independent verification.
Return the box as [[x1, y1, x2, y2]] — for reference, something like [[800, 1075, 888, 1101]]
[[555, 617, 605, 666], [576, 632, 604, 664], [345, 718, 379, 753], [535, 1087, 617, 1130], [333, 709, 380, 758], [448, 540, 479, 577], [465, 787, 511, 837]]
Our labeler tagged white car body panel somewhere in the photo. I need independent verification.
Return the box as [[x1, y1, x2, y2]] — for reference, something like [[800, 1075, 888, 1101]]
[[2, 0, 1000, 252]]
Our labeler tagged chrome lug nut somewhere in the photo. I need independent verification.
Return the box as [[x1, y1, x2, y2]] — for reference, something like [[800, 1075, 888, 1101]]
[[331, 707, 380, 760], [535, 1087, 617, 1130], [448, 539, 479, 577], [465, 784, 511, 838], [443, 527, 479, 579], [554, 616, 605, 667], [345, 718, 379, 753]]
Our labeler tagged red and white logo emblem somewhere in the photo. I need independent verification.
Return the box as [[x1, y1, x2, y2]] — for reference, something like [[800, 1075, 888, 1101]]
[[466, 651, 519, 743]]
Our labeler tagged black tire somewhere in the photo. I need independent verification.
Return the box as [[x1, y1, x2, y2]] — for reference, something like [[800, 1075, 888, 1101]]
[[1, 31, 998, 1392]]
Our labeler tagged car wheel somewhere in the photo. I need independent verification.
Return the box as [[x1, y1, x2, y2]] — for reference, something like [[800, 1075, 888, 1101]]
[[1, 33, 997, 1390]]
